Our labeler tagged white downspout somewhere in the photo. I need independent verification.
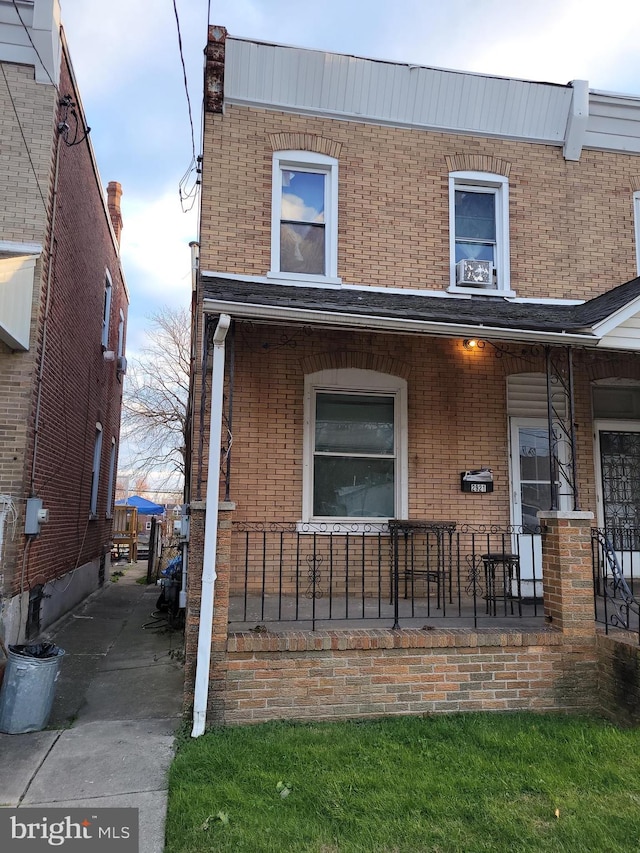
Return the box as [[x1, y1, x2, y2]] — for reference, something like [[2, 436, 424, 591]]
[[191, 312, 231, 737]]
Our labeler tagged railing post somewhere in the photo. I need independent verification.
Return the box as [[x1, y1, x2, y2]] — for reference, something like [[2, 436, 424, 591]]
[[392, 527, 400, 629]]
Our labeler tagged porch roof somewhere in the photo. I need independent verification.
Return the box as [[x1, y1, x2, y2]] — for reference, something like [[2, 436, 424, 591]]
[[202, 274, 640, 346]]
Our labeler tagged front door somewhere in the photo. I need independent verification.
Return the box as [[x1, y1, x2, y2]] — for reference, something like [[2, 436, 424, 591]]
[[510, 419, 550, 598]]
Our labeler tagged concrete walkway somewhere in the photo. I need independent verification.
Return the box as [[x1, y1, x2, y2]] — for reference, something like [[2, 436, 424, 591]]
[[0, 564, 184, 852]]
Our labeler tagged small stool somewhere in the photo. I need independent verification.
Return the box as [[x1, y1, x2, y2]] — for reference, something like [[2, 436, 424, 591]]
[[481, 553, 521, 616]]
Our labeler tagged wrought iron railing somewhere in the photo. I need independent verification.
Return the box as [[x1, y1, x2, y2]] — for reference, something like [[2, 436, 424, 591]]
[[592, 528, 640, 642], [228, 522, 544, 631]]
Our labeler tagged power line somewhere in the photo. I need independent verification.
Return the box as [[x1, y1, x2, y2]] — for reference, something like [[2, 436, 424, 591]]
[[172, 0, 196, 160]]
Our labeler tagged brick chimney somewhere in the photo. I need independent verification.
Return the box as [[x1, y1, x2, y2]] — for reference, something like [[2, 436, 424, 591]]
[[205, 25, 227, 113], [107, 181, 123, 246]]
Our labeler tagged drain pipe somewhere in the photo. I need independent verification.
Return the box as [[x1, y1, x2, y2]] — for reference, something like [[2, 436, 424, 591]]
[[191, 312, 231, 738]]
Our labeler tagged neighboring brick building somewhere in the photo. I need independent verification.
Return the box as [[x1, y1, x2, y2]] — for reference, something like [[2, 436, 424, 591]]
[[0, 0, 128, 643], [186, 27, 640, 731]]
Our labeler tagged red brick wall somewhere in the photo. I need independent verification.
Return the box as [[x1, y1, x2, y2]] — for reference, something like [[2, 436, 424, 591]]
[[1, 44, 127, 608]]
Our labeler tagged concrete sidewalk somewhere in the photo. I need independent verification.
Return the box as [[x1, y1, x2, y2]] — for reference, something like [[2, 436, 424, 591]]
[[0, 564, 185, 852]]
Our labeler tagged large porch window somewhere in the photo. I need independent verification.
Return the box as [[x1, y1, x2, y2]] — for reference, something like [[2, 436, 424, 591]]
[[303, 369, 407, 524]]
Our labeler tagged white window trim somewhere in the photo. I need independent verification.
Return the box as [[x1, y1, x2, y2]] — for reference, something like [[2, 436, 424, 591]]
[[448, 171, 512, 296], [105, 437, 116, 519], [634, 191, 640, 277], [90, 422, 103, 519], [101, 269, 113, 348], [302, 368, 408, 530], [268, 150, 341, 285]]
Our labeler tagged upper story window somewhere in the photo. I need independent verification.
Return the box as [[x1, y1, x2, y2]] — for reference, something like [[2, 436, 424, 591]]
[[303, 369, 407, 524], [634, 191, 640, 276], [269, 151, 340, 284], [448, 171, 511, 295], [101, 269, 113, 348]]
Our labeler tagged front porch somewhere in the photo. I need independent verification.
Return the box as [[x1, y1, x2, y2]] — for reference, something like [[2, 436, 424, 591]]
[[184, 507, 640, 727], [184, 308, 640, 729], [228, 521, 546, 632]]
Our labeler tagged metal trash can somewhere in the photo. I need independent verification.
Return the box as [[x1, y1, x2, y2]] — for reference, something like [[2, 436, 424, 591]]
[[0, 643, 65, 734]]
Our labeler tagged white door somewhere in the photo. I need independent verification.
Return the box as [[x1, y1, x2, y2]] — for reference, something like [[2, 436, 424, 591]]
[[509, 419, 551, 598]]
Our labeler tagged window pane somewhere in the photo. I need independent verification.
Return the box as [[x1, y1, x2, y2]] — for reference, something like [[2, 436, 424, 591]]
[[313, 457, 395, 517], [519, 428, 550, 482], [455, 241, 495, 264], [281, 170, 325, 223], [455, 190, 496, 241], [315, 394, 394, 454], [521, 483, 551, 532], [280, 223, 325, 274]]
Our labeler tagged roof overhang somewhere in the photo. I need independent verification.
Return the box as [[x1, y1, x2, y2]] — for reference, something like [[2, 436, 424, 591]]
[[202, 294, 598, 347]]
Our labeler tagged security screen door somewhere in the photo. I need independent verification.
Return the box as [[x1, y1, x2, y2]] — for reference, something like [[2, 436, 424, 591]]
[[597, 423, 640, 574]]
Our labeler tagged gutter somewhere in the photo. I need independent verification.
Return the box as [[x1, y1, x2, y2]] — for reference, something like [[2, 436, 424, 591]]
[[191, 312, 231, 738], [201, 298, 599, 347]]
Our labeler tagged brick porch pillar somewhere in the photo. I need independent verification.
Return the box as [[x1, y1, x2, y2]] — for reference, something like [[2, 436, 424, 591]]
[[183, 500, 235, 724], [539, 511, 595, 636]]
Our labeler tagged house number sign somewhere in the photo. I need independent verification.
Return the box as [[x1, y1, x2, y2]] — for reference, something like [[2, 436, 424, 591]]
[[460, 469, 494, 494]]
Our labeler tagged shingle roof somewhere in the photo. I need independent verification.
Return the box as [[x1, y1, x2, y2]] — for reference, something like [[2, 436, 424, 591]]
[[202, 275, 640, 337]]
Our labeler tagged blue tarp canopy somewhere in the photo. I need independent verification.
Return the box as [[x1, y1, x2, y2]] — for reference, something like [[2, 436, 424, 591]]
[[115, 495, 165, 515]]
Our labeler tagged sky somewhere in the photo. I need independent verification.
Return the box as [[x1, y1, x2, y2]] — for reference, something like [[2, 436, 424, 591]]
[[55, 0, 640, 490]]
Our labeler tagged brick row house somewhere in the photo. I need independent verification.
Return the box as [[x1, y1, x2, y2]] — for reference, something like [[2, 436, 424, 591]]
[[0, 0, 128, 644], [186, 27, 640, 732]]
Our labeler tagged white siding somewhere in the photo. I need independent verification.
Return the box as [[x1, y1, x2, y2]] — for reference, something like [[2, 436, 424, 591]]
[[226, 38, 572, 144], [598, 314, 640, 350], [225, 38, 640, 157], [583, 92, 640, 154], [507, 373, 568, 419]]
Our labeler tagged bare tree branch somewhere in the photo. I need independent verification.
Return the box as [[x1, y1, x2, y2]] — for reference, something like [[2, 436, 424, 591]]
[[121, 306, 190, 489]]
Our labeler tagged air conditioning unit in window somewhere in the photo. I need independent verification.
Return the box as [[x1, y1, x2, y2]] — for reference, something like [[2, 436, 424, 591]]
[[116, 355, 127, 375], [456, 259, 493, 288]]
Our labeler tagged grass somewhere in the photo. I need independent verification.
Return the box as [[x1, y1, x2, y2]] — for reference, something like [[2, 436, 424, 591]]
[[165, 712, 640, 852]]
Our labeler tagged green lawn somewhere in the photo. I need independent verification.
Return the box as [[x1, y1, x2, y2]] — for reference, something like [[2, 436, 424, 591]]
[[166, 713, 640, 853]]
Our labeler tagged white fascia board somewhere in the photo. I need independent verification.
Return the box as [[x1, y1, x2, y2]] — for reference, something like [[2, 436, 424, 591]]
[[591, 296, 640, 338], [202, 297, 598, 347], [0, 240, 42, 256]]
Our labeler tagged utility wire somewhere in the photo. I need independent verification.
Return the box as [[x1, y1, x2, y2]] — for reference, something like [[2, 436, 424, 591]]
[[172, 0, 196, 160]]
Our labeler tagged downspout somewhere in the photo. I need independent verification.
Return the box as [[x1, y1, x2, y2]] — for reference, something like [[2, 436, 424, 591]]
[[191, 312, 231, 738]]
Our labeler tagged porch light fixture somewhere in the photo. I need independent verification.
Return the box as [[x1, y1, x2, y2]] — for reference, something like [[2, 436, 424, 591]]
[[463, 338, 479, 350]]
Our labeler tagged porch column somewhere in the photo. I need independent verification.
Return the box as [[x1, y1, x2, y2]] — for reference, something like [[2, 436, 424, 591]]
[[539, 511, 595, 636]]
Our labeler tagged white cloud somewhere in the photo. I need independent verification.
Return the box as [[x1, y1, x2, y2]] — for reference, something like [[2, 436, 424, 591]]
[[282, 193, 323, 223], [119, 189, 196, 306]]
